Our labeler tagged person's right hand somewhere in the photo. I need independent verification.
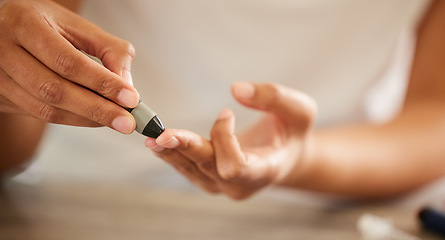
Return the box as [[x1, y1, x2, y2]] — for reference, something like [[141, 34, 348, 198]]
[[0, 0, 139, 134]]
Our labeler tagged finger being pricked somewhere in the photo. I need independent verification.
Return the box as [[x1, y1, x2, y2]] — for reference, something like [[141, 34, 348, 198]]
[[145, 130, 220, 194], [145, 129, 220, 180]]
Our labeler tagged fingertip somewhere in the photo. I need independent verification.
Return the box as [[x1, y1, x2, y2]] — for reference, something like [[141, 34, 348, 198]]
[[217, 108, 234, 120], [156, 129, 180, 148], [232, 82, 255, 101], [212, 109, 236, 137], [160, 136, 179, 148]]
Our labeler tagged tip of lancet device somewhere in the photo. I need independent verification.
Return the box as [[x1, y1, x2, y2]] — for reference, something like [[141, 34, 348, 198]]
[[141, 115, 165, 138]]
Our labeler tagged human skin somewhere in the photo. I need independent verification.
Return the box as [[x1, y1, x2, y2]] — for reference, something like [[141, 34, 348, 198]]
[[147, 0, 445, 200], [0, 0, 138, 173]]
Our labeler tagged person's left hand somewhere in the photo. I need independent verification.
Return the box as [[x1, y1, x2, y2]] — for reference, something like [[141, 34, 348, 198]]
[[145, 82, 316, 200]]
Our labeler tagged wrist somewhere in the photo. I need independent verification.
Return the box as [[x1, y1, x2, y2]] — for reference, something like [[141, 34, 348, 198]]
[[275, 130, 316, 188]]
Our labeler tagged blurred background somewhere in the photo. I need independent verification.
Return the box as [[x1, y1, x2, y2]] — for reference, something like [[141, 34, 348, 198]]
[[5, 0, 445, 239], [10, 0, 445, 219]]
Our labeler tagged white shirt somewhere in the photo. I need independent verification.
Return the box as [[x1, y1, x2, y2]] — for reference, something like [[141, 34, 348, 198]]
[[81, 0, 428, 128]]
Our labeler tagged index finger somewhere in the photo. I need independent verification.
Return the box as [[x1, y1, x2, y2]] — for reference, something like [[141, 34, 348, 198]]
[[154, 129, 219, 179]]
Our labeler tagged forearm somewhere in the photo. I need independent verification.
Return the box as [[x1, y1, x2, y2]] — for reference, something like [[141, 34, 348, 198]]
[[0, 114, 47, 174], [281, 105, 445, 199], [281, 0, 445, 199]]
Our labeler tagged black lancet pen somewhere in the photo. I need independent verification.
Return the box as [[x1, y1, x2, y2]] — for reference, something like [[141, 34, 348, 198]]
[[81, 50, 165, 138]]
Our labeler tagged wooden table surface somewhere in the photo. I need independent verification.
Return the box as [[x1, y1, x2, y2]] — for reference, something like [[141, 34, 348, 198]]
[[0, 180, 441, 240]]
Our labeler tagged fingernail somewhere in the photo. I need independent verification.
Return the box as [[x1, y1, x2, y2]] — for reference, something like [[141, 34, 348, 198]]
[[111, 115, 135, 134], [156, 135, 179, 148], [117, 88, 139, 108], [217, 109, 232, 120], [232, 82, 255, 100], [123, 69, 134, 85]]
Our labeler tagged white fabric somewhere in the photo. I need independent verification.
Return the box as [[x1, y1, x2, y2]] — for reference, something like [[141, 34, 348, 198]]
[[79, 0, 428, 129]]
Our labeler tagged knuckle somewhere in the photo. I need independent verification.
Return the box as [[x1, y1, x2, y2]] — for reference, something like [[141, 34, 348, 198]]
[[94, 78, 115, 97], [89, 103, 108, 124], [219, 167, 243, 182], [55, 52, 78, 78], [0, 1, 36, 33], [175, 136, 192, 151], [37, 103, 58, 123], [109, 39, 135, 64], [38, 80, 64, 104], [1, 1, 30, 18]]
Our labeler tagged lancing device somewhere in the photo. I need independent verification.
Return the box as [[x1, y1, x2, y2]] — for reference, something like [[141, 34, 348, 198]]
[[418, 207, 445, 237], [81, 50, 165, 138]]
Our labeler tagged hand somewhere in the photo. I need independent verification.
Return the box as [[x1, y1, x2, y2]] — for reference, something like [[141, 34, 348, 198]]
[[146, 82, 317, 199], [0, 0, 139, 134]]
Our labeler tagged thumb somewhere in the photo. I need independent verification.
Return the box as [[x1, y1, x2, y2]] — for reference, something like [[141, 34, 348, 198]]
[[80, 39, 135, 86], [231, 82, 317, 126], [98, 44, 135, 86]]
